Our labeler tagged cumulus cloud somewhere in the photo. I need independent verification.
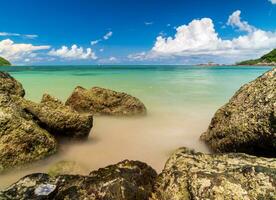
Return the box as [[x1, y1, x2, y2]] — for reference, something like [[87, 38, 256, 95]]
[[0, 39, 50, 61], [227, 10, 256, 32], [103, 31, 113, 40], [130, 10, 276, 63], [0, 32, 38, 39], [48, 44, 97, 60], [269, 0, 276, 4]]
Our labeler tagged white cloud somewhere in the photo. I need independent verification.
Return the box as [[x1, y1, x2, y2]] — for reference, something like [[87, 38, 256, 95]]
[[109, 56, 117, 61], [0, 32, 20, 37], [24, 34, 38, 39], [0, 39, 50, 61], [103, 31, 113, 40], [130, 10, 276, 63], [90, 31, 113, 46], [48, 44, 97, 60], [269, 0, 276, 4], [98, 56, 119, 64], [227, 10, 256, 33], [145, 22, 154, 26], [0, 32, 38, 39], [91, 40, 101, 45]]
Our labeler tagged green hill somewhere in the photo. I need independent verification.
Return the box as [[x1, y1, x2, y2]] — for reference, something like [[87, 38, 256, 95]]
[[237, 49, 276, 66], [0, 57, 11, 66]]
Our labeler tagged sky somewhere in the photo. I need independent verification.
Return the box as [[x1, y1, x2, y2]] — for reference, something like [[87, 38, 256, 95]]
[[0, 0, 276, 65]]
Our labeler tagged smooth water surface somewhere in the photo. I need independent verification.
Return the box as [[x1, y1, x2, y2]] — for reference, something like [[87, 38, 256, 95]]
[[0, 65, 272, 189]]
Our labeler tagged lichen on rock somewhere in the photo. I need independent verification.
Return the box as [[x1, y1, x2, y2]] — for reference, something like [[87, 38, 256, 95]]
[[201, 68, 276, 156], [151, 147, 276, 200], [66, 86, 147, 116]]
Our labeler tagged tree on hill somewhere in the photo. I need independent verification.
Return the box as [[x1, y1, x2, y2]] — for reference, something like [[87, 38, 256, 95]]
[[0, 57, 11, 66], [237, 49, 276, 65]]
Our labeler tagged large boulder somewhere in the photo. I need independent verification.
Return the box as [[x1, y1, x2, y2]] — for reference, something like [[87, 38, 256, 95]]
[[0, 94, 57, 173], [0, 72, 25, 97], [65, 86, 147, 116], [0, 160, 157, 200], [21, 94, 93, 139], [152, 147, 276, 200], [201, 68, 276, 156]]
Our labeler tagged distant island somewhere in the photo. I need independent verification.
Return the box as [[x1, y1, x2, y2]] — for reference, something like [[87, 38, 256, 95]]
[[0, 57, 11, 66], [237, 49, 276, 66]]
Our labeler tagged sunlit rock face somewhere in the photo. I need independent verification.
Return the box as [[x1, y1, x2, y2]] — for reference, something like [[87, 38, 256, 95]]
[[21, 93, 93, 140], [0, 94, 57, 173], [66, 86, 147, 116], [152, 147, 276, 200], [201, 68, 276, 157], [0, 72, 25, 97], [0, 160, 157, 200], [0, 72, 94, 173]]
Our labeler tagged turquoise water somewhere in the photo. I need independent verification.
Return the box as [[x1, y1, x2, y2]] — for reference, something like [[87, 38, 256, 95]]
[[0, 65, 272, 188], [3, 65, 272, 110]]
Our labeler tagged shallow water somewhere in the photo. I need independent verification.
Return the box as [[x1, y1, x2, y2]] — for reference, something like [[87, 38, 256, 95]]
[[0, 65, 272, 189]]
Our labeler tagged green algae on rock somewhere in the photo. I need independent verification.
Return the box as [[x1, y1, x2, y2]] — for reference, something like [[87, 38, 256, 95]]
[[0, 72, 25, 97], [66, 86, 147, 116], [0, 94, 57, 173], [201, 68, 276, 156], [152, 147, 276, 200], [21, 94, 93, 139], [0, 160, 157, 200]]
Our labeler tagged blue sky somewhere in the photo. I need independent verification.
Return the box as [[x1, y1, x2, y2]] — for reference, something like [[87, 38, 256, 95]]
[[0, 0, 276, 65]]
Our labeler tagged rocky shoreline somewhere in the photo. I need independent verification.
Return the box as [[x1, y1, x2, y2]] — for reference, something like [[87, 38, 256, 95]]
[[0, 68, 275, 199]]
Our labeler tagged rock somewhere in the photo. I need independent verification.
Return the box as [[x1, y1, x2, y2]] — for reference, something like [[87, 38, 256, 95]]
[[0, 94, 57, 173], [152, 147, 276, 200], [21, 94, 93, 139], [201, 68, 276, 156], [0, 160, 157, 200], [48, 161, 86, 177], [0, 72, 25, 97], [0, 173, 57, 200], [65, 86, 147, 116]]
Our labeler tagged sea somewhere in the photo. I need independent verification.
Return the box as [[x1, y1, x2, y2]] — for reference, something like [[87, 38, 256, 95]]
[[0, 65, 272, 189]]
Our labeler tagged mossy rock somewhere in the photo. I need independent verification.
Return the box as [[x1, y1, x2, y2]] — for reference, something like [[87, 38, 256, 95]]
[[0, 160, 157, 200], [66, 86, 147, 116], [20, 94, 93, 139], [0, 72, 25, 97], [201, 68, 276, 156], [0, 94, 57, 173], [152, 147, 276, 200]]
